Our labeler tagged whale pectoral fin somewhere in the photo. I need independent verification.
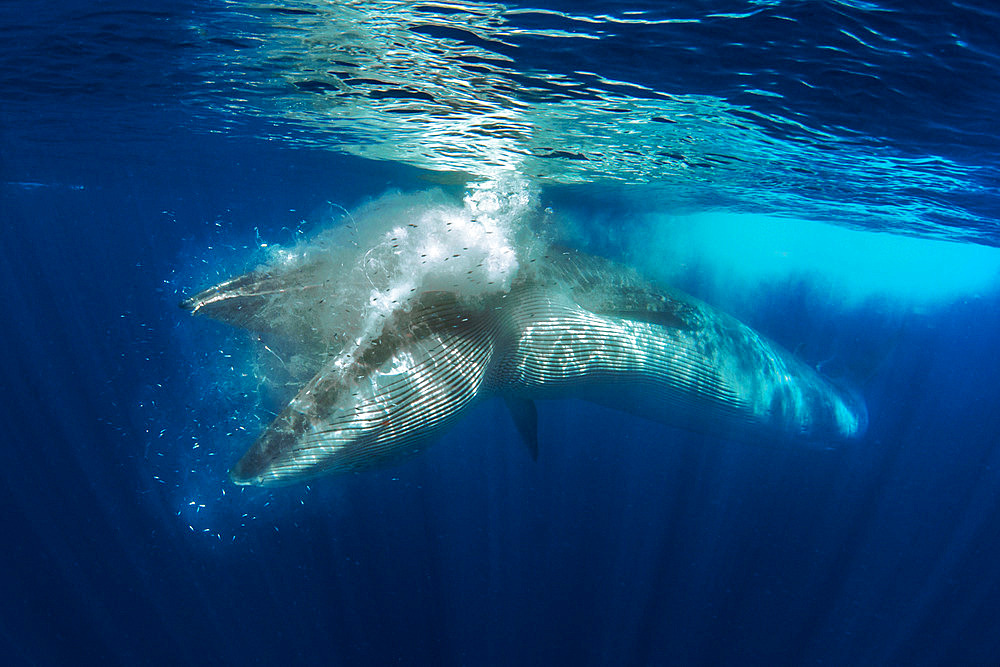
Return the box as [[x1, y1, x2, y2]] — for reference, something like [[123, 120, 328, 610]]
[[504, 396, 539, 461]]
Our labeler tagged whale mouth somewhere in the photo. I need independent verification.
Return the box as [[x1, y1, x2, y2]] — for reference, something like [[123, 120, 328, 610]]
[[228, 466, 258, 487], [227, 441, 273, 487]]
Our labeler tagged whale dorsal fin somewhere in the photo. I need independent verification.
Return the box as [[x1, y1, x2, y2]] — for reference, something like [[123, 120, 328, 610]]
[[504, 396, 539, 461]]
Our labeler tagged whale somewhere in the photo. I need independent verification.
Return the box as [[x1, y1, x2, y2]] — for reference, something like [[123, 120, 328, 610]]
[[183, 246, 867, 487]]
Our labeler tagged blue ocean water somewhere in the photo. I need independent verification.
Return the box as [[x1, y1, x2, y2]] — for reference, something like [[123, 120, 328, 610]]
[[2, 0, 1000, 664]]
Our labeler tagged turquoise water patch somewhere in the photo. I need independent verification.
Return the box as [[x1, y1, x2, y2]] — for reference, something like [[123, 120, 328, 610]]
[[633, 212, 1000, 306]]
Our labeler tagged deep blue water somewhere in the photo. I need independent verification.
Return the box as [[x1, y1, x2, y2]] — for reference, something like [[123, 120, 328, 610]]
[[3, 1, 1000, 664]]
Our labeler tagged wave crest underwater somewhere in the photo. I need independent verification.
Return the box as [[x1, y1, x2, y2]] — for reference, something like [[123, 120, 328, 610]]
[[183, 181, 867, 486]]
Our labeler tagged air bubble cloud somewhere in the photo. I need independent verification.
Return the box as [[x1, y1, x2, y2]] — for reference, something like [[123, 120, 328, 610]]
[[248, 176, 542, 382]]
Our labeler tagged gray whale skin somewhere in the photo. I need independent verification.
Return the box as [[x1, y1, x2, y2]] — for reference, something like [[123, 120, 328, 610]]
[[183, 248, 867, 487]]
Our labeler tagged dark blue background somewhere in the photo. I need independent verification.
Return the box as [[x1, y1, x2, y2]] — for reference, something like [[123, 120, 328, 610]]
[[4, 132, 1000, 666], [3, 1, 1000, 664]]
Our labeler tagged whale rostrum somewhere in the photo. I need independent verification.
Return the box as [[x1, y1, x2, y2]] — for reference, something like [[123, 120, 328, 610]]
[[183, 247, 867, 486]]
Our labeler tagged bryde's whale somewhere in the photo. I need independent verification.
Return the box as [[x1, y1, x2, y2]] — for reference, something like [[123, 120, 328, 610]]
[[183, 224, 866, 487]]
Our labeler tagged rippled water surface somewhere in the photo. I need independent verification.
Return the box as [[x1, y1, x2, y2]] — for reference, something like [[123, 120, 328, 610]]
[[4, 0, 999, 238]]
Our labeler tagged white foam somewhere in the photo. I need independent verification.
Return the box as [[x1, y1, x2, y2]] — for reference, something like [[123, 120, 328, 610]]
[[256, 176, 540, 367]]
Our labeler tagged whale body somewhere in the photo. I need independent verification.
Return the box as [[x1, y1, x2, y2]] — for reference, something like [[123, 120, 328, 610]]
[[183, 247, 866, 486]]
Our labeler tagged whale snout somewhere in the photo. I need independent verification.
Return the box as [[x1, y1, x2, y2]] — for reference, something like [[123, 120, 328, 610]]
[[228, 460, 263, 487], [227, 418, 303, 487]]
